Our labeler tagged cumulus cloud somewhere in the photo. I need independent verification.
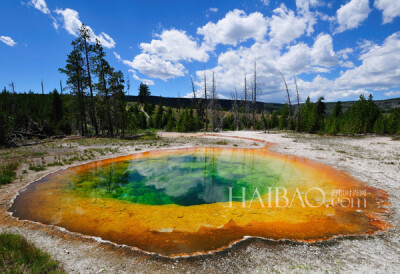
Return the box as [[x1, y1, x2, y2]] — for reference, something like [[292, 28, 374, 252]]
[[140, 29, 208, 62], [335, 0, 371, 33], [269, 4, 316, 46], [29, 0, 50, 14], [116, 29, 208, 81], [278, 43, 311, 72], [310, 34, 338, 67], [117, 52, 186, 81], [336, 31, 400, 90], [295, 31, 400, 101], [197, 9, 268, 47], [296, 75, 370, 101], [0, 36, 17, 47], [54, 8, 116, 48], [374, 0, 400, 24], [191, 28, 400, 102]]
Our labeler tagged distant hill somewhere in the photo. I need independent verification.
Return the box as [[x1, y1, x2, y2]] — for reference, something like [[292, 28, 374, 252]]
[[125, 95, 284, 112], [126, 95, 400, 114], [324, 97, 400, 114]]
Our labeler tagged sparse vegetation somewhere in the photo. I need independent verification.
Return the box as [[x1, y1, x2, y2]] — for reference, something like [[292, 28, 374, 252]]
[[0, 161, 20, 185], [0, 232, 64, 273]]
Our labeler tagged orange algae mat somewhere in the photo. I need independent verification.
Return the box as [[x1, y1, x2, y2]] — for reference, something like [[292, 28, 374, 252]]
[[9, 146, 391, 257]]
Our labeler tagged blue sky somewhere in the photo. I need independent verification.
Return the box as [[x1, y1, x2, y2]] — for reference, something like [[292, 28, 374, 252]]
[[0, 0, 399, 103]]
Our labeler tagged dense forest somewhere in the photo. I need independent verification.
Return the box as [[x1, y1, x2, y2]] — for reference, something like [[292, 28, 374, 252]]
[[1, 24, 400, 147]]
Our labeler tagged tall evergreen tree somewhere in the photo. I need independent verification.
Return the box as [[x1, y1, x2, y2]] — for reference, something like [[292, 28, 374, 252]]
[[74, 24, 99, 135], [93, 41, 114, 135], [138, 83, 150, 105], [332, 101, 343, 118], [51, 89, 63, 126], [59, 47, 88, 135]]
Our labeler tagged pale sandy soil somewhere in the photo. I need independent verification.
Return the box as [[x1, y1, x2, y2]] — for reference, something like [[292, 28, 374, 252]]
[[0, 131, 399, 273]]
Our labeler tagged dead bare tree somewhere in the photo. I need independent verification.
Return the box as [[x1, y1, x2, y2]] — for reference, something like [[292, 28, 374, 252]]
[[210, 70, 218, 131], [252, 61, 257, 129], [231, 88, 240, 131], [60, 80, 63, 95], [243, 73, 248, 129], [41, 79, 44, 95], [190, 74, 196, 99], [9, 81, 15, 93], [279, 72, 294, 130], [294, 75, 301, 132], [203, 70, 208, 131], [190, 74, 196, 109]]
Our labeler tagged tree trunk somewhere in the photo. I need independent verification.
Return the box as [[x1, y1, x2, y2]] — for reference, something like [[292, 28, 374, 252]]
[[83, 39, 99, 135]]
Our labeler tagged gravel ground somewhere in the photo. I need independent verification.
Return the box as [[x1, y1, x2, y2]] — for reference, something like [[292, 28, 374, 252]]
[[0, 131, 399, 273]]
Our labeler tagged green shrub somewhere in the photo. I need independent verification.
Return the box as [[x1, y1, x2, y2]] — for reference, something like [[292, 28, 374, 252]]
[[0, 232, 64, 273], [0, 162, 20, 185]]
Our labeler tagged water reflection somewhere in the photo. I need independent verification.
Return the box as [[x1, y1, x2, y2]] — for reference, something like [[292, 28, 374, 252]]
[[66, 148, 286, 206]]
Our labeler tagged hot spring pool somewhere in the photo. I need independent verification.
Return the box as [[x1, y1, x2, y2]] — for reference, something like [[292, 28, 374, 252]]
[[9, 146, 390, 256]]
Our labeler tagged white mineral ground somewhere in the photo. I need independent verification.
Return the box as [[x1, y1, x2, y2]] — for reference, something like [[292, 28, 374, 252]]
[[0, 131, 399, 273]]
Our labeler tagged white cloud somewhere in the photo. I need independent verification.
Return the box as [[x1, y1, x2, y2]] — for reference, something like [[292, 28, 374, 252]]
[[337, 47, 354, 59], [336, 0, 371, 33], [54, 8, 81, 35], [278, 43, 311, 72], [117, 28, 209, 81], [140, 29, 208, 62], [191, 29, 400, 102], [339, 60, 355, 68], [0, 36, 17, 47], [55, 8, 116, 48], [197, 9, 268, 47], [114, 52, 156, 85], [209, 8, 218, 12], [296, 31, 400, 101], [384, 90, 400, 97], [297, 75, 370, 101], [30, 0, 50, 14], [260, 0, 270, 6], [374, 0, 400, 24], [336, 31, 400, 90], [296, 0, 321, 12], [128, 70, 155, 86], [52, 17, 59, 30], [310, 34, 338, 67], [269, 4, 316, 46], [121, 53, 185, 80], [96, 32, 116, 49]]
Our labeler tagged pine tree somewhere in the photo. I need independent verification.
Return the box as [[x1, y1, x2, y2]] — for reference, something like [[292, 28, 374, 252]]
[[315, 96, 326, 132], [74, 24, 99, 135], [332, 101, 343, 118], [270, 111, 279, 128], [138, 83, 150, 105], [0, 88, 13, 145], [93, 41, 114, 135], [51, 89, 63, 126], [300, 97, 314, 133], [154, 105, 164, 129], [59, 46, 88, 135], [278, 104, 289, 129], [109, 70, 126, 136]]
